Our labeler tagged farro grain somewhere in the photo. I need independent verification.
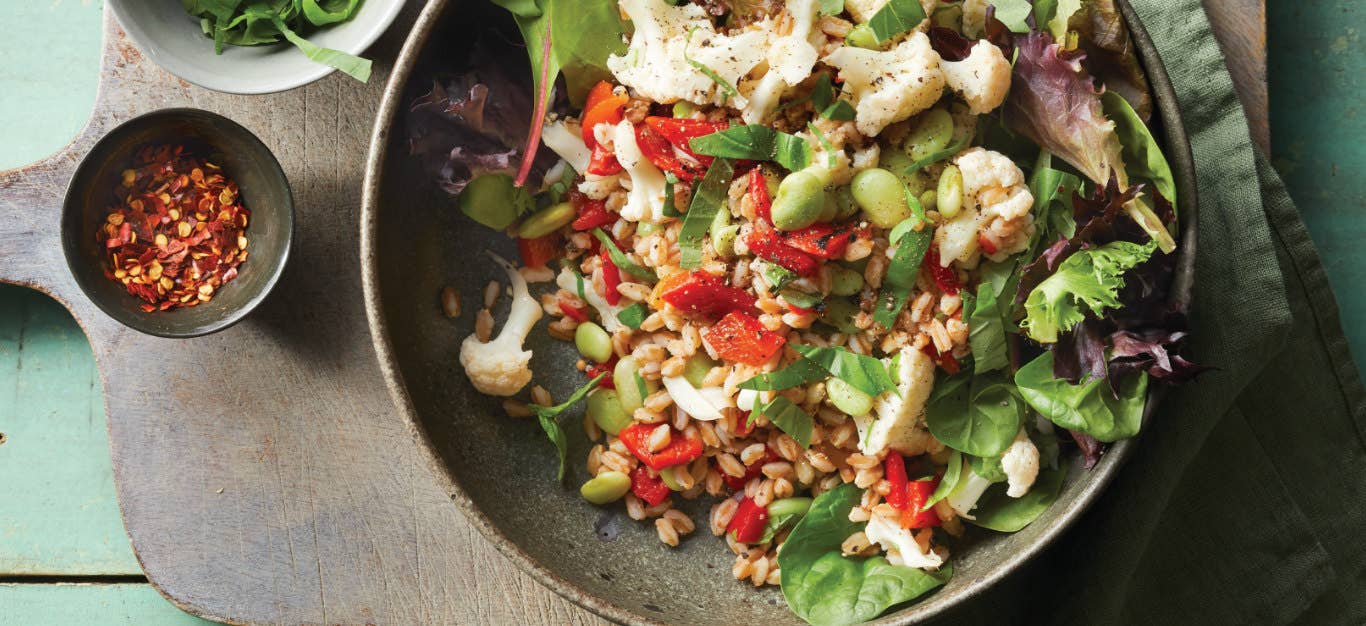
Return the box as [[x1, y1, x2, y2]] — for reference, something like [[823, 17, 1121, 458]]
[[502, 399, 532, 418], [587, 445, 604, 475], [601, 450, 634, 475], [846, 452, 878, 470], [773, 476, 795, 499], [519, 266, 554, 283], [841, 531, 871, 556], [633, 407, 667, 424], [717, 453, 746, 478], [794, 459, 816, 485], [839, 467, 856, 483], [482, 281, 501, 308], [854, 466, 883, 488], [740, 443, 767, 465], [664, 509, 695, 535], [644, 499, 672, 517], [647, 424, 672, 452], [530, 385, 553, 406], [656, 518, 680, 547], [583, 414, 602, 442], [806, 449, 836, 473], [644, 389, 674, 412], [761, 461, 793, 480], [617, 282, 651, 302], [705, 468, 726, 496], [750, 556, 771, 587], [848, 506, 871, 522], [753, 479, 775, 507], [732, 554, 754, 579], [711, 499, 739, 536], [661, 355, 686, 377], [474, 309, 494, 342], [625, 495, 646, 520]]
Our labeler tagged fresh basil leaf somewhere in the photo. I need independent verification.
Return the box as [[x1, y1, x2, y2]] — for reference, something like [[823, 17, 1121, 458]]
[[921, 450, 963, 511], [591, 228, 659, 284], [806, 122, 838, 169], [616, 303, 649, 329], [662, 171, 682, 218], [529, 373, 606, 479], [868, 0, 928, 44], [760, 261, 799, 291], [684, 26, 741, 104], [968, 281, 1010, 374], [782, 288, 825, 310], [1103, 91, 1178, 213], [739, 359, 830, 391], [301, 0, 359, 25], [819, 297, 863, 334], [633, 371, 649, 407], [925, 371, 1025, 457], [873, 227, 932, 328], [271, 17, 372, 82], [757, 396, 814, 448], [689, 125, 813, 172], [968, 465, 1066, 532], [1020, 239, 1156, 343], [793, 345, 898, 398], [678, 158, 735, 269], [779, 484, 952, 626], [811, 72, 836, 113], [1015, 352, 1149, 442]]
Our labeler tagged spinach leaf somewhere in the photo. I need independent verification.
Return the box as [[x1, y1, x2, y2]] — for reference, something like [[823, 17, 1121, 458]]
[[925, 371, 1025, 457], [529, 373, 606, 479], [1103, 91, 1178, 212], [1019, 239, 1156, 344], [779, 484, 952, 626], [689, 126, 813, 172], [921, 450, 963, 511], [868, 0, 928, 44], [616, 303, 649, 329], [678, 158, 735, 269], [738, 359, 830, 391], [967, 465, 1066, 532], [990, 0, 1035, 33], [184, 0, 371, 81], [1014, 352, 1149, 442], [756, 396, 814, 448], [967, 280, 1010, 374], [273, 17, 372, 82], [873, 223, 932, 328], [490, 0, 627, 107], [793, 345, 899, 398], [302, 0, 359, 25], [591, 229, 658, 284]]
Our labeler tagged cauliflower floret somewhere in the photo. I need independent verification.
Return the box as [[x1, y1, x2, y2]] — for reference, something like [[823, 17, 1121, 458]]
[[607, 0, 768, 108], [946, 465, 995, 520], [556, 267, 628, 333], [856, 347, 937, 456], [459, 253, 543, 397], [845, 0, 938, 24], [822, 31, 947, 137], [608, 120, 669, 223], [962, 0, 989, 37], [541, 119, 591, 173], [940, 40, 1012, 115], [1001, 430, 1040, 498], [577, 173, 624, 201], [661, 375, 732, 421], [741, 0, 823, 124], [864, 510, 944, 569], [936, 147, 1035, 266]]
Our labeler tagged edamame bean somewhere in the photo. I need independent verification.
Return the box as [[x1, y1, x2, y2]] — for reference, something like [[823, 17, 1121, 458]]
[[683, 353, 717, 388], [580, 470, 632, 504], [905, 109, 954, 162], [832, 186, 860, 221], [937, 164, 964, 220], [919, 189, 938, 213], [575, 321, 613, 363], [587, 389, 632, 435], [771, 171, 827, 231], [673, 101, 698, 118], [767, 497, 813, 519], [636, 222, 663, 237], [459, 173, 531, 230], [820, 297, 861, 333], [931, 5, 964, 30], [817, 191, 839, 223], [846, 23, 878, 49], [829, 266, 865, 296], [827, 377, 874, 416], [517, 201, 576, 239], [659, 466, 686, 491], [613, 357, 654, 412], [851, 168, 912, 228], [712, 225, 740, 258]]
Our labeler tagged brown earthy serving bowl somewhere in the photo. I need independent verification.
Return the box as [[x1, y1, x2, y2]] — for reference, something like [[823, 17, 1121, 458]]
[[62, 108, 294, 338], [361, 1, 1197, 623]]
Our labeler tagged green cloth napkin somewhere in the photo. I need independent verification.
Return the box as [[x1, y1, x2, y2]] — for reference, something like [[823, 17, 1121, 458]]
[[940, 1, 1366, 623]]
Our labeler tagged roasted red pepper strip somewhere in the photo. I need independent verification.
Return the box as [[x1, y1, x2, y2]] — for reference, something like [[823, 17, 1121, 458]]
[[660, 271, 757, 319], [977, 234, 999, 256], [630, 465, 671, 506], [583, 81, 616, 115], [921, 343, 962, 375], [634, 123, 703, 181], [727, 497, 769, 543], [559, 300, 589, 323], [901, 478, 943, 529], [572, 198, 617, 231], [782, 223, 855, 259], [703, 311, 786, 367], [644, 116, 728, 162], [585, 142, 624, 176], [585, 357, 617, 389], [884, 451, 910, 510], [517, 234, 561, 269], [582, 83, 627, 149], [619, 424, 705, 470], [746, 223, 819, 277], [600, 249, 623, 306], [924, 247, 961, 295], [748, 167, 772, 223]]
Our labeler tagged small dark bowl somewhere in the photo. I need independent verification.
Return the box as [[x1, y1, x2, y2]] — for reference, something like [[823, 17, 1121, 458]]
[[62, 108, 293, 338]]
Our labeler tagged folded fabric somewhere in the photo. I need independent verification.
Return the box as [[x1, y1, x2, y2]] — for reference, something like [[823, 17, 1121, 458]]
[[940, 1, 1366, 623]]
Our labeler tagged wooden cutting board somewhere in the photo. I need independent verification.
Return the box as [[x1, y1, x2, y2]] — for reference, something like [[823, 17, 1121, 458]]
[[0, 2, 1266, 623]]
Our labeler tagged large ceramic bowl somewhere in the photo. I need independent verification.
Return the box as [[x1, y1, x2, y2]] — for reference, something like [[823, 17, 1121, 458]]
[[361, 2, 1198, 623], [108, 0, 404, 94]]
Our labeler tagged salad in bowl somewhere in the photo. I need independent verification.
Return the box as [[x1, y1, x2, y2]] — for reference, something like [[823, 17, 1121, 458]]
[[405, 0, 1202, 623]]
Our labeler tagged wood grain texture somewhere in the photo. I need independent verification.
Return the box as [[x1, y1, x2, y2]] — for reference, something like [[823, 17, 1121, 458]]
[[0, 4, 1267, 625], [1206, 0, 1270, 152]]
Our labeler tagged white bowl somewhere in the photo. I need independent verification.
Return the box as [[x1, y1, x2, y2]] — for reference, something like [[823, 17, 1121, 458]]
[[108, 0, 404, 95]]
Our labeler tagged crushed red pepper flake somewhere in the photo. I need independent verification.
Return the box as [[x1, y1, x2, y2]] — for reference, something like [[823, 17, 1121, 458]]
[[97, 144, 250, 312]]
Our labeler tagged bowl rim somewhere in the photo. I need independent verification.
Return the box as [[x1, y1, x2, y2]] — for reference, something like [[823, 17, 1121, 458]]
[[359, 1, 1199, 623], [106, 0, 405, 95], [62, 106, 295, 339]]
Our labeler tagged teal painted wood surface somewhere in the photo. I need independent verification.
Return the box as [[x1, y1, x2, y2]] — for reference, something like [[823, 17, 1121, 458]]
[[0, 584, 212, 625], [1269, 1, 1366, 361], [0, 286, 140, 575]]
